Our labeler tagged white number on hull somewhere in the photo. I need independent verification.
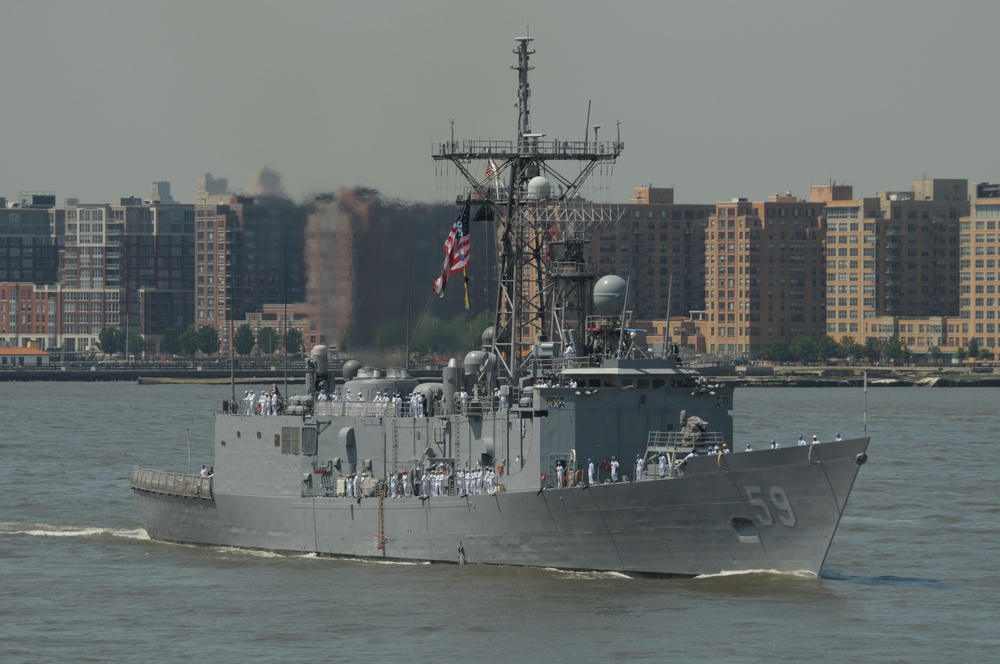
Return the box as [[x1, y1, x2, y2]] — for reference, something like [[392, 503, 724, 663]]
[[743, 485, 796, 527]]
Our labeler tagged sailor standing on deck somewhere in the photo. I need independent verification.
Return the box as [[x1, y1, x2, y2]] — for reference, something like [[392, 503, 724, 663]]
[[610, 456, 619, 482], [658, 451, 667, 478], [588, 458, 596, 485], [634, 454, 644, 481], [389, 471, 398, 498], [555, 462, 565, 488], [247, 390, 256, 415]]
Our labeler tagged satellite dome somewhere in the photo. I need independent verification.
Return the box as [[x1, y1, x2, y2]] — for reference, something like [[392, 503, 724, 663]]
[[526, 176, 552, 200], [342, 359, 362, 381], [593, 274, 627, 316]]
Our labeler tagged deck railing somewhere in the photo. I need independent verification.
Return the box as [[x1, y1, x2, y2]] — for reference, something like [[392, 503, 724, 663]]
[[131, 467, 214, 500]]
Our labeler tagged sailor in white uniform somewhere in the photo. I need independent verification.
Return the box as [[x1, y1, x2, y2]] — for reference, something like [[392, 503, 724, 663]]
[[658, 452, 667, 478], [610, 456, 619, 482], [634, 454, 644, 481]]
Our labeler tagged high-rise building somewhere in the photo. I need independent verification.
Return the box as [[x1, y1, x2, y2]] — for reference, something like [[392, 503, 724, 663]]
[[0, 194, 61, 348], [704, 195, 827, 356], [0, 193, 60, 284], [588, 187, 713, 321], [195, 195, 306, 349], [820, 179, 966, 344], [57, 197, 194, 353], [958, 182, 1000, 353]]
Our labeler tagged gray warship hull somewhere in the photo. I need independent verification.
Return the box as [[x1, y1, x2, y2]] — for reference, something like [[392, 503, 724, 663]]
[[133, 405, 868, 577]]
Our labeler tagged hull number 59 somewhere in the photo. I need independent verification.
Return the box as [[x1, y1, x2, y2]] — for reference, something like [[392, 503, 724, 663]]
[[743, 485, 796, 527]]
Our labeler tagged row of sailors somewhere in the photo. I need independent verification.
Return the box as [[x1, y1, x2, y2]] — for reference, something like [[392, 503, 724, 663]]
[[241, 389, 282, 416], [580, 454, 672, 485], [316, 390, 427, 417], [340, 467, 500, 499], [316, 389, 515, 416], [678, 432, 845, 458], [763, 432, 843, 450]]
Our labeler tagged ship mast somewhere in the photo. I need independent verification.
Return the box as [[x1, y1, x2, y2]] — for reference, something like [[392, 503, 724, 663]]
[[433, 37, 623, 379]]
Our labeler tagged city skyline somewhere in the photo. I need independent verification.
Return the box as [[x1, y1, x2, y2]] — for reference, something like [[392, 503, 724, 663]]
[[3, 1, 999, 207]]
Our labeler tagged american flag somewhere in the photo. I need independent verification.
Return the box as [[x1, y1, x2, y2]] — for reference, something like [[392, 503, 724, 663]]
[[443, 203, 471, 274], [432, 202, 471, 297], [484, 159, 500, 181]]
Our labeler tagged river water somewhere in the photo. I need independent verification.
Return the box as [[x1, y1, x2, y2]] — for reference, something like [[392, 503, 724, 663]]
[[1, 382, 997, 662]]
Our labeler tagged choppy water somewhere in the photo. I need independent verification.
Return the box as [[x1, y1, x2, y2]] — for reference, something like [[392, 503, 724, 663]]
[[2, 382, 997, 662]]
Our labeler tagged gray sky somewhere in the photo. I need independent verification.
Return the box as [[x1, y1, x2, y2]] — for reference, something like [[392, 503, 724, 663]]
[[3, 0, 998, 206]]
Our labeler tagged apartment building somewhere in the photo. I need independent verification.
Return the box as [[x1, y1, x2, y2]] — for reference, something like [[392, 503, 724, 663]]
[[959, 182, 1000, 352], [588, 187, 713, 321], [703, 194, 827, 356], [820, 179, 966, 345], [194, 195, 306, 349], [57, 198, 194, 353]]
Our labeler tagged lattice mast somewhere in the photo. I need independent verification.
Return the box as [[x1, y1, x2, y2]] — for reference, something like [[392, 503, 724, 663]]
[[433, 37, 623, 379]]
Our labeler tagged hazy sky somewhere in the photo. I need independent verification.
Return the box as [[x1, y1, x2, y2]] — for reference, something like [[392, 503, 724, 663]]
[[3, 0, 998, 206]]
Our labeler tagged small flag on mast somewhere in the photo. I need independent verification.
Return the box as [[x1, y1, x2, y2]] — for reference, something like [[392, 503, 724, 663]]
[[485, 159, 500, 181]]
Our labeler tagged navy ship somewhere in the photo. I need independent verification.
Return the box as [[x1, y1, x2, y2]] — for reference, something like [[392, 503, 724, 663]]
[[132, 38, 869, 576]]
